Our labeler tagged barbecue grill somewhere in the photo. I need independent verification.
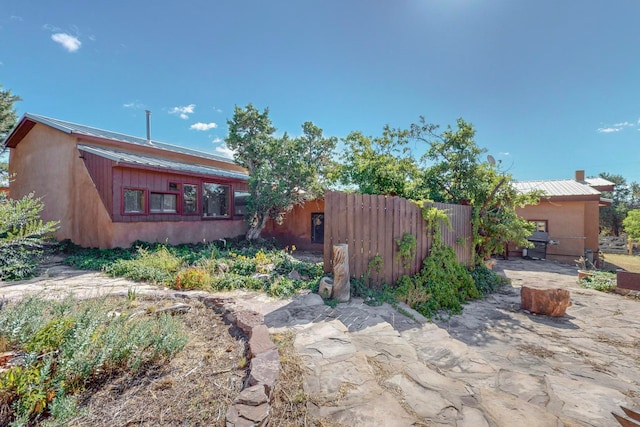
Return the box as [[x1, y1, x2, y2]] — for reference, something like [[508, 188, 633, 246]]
[[524, 231, 551, 259]]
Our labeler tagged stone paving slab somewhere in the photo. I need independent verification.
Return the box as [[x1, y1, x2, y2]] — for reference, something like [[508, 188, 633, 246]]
[[2, 258, 640, 426]]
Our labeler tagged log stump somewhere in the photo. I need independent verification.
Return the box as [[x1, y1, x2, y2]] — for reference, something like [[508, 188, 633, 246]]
[[331, 244, 350, 302]]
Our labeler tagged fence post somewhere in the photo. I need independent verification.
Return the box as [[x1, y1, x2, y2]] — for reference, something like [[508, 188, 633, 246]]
[[332, 243, 350, 302]]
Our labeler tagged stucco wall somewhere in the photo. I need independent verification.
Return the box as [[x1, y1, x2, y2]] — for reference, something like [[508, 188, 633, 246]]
[[515, 199, 600, 262], [263, 199, 324, 251], [110, 220, 247, 249], [9, 124, 115, 247]]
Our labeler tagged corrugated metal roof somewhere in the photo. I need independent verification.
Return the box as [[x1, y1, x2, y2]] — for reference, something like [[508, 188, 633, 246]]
[[584, 177, 616, 187], [22, 113, 236, 166], [514, 179, 602, 197], [78, 144, 248, 181]]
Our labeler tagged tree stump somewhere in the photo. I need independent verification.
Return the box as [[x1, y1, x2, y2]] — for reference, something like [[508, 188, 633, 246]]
[[331, 244, 350, 302], [318, 277, 334, 300]]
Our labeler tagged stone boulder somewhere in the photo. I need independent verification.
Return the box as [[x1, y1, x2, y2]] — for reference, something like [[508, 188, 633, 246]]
[[520, 286, 571, 317]]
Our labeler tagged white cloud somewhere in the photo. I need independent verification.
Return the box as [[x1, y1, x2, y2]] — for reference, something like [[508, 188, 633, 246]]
[[499, 152, 510, 156], [169, 104, 196, 120], [51, 33, 81, 52], [597, 127, 621, 133], [215, 143, 235, 158], [212, 137, 223, 143], [190, 122, 218, 131], [613, 121, 633, 127], [43, 24, 61, 32], [123, 101, 146, 110], [598, 119, 638, 134]]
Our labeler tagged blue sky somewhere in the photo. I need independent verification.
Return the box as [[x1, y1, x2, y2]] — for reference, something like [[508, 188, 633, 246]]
[[2, 1, 639, 183]]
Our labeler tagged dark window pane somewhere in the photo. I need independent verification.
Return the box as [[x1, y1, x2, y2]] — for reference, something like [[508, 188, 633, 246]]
[[234, 191, 250, 216], [202, 183, 229, 217], [124, 190, 144, 213], [311, 213, 324, 243], [183, 184, 198, 214], [150, 193, 177, 213]]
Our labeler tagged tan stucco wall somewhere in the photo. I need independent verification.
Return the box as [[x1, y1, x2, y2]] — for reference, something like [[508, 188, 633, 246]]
[[516, 199, 600, 262], [110, 220, 247, 249], [8, 124, 115, 247]]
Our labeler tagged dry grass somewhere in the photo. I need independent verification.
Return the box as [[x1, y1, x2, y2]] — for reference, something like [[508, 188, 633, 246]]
[[600, 253, 640, 273], [270, 332, 348, 427], [67, 298, 248, 427]]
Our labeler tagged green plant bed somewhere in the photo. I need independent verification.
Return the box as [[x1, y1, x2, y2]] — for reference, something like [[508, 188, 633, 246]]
[[578, 271, 617, 292]]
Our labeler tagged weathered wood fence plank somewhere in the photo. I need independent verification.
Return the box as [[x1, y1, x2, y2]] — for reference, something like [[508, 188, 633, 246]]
[[324, 191, 473, 287]]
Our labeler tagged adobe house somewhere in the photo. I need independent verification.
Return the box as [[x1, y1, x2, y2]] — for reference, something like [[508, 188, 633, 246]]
[[509, 170, 614, 263], [262, 198, 325, 251], [3, 113, 250, 248]]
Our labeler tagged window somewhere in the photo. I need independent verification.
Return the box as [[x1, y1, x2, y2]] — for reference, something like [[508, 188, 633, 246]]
[[183, 184, 198, 214], [202, 183, 230, 217], [150, 193, 177, 213], [169, 182, 180, 191], [311, 213, 324, 243], [234, 190, 250, 216], [533, 220, 548, 232], [124, 189, 145, 213]]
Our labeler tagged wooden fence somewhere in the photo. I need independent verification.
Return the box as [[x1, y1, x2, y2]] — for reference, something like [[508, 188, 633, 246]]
[[323, 191, 473, 288]]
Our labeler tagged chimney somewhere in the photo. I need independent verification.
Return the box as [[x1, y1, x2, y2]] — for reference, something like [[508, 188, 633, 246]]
[[575, 170, 585, 182], [145, 110, 152, 143]]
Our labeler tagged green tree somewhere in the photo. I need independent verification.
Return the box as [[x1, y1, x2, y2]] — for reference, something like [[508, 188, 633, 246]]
[[332, 126, 424, 199], [226, 104, 337, 240], [1, 84, 21, 185], [622, 209, 640, 241], [598, 172, 630, 236], [411, 117, 540, 261]]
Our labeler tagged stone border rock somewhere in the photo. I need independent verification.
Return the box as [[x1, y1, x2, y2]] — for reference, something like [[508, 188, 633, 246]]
[[198, 295, 280, 427]]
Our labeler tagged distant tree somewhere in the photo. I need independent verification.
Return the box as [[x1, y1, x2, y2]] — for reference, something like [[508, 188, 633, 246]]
[[1, 84, 21, 184], [226, 104, 337, 240], [410, 117, 540, 261], [598, 172, 630, 236], [331, 125, 424, 199], [622, 209, 640, 242]]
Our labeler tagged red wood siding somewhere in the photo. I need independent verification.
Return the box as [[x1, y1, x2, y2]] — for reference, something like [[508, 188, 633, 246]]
[[112, 166, 247, 222], [81, 151, 114, 218]]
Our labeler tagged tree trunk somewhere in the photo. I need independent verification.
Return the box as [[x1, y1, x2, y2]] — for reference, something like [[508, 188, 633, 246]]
[[246, 214, 269, 241]]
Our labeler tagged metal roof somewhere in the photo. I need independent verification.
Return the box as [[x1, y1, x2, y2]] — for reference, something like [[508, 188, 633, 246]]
[[18, 113, 236, 166], [584, 177, 616, 187], [78, 144, 248, 181], [514, 179, 602, 197]]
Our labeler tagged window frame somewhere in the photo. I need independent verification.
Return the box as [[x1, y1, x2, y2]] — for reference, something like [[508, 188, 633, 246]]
[[122, 188, 147, 215], [181, 183, 200, 216], [149, 192, 179, 214], [532, 220, 548, 233], [202, 182, 231, 219]]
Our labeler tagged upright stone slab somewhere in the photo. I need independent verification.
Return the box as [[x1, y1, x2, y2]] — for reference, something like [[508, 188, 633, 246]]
[[331, 244, 350, 302], [520, 286, 571, 317]]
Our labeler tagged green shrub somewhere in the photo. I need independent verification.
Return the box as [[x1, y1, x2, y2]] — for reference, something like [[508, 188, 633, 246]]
[[0, 296, 187, 425], [469, 265, 510, 295], [579, 271, 616, 292], [0, 193, 59, 280], [394, 242, 479, 318], [104, 246, 182, 284], [174, 267, 212, 290]]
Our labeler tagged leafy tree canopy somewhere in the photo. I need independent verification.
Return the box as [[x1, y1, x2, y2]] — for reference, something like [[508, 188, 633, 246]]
[[1, 84, 21, 183], [622, 209, 640, 241], [597, 172, 640, 236], [332, 116, 540, 262], [332, 125, 424, 200], [226, 104, 337, 240]]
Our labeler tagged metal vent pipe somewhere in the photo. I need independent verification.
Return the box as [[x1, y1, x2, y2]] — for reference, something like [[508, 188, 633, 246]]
[[145, 110, 152, 143]]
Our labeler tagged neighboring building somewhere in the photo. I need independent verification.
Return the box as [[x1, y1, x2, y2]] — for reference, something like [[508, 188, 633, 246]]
[[509, 170, 614, 263], [262, 199, 325, 251], [3, 113, 250, 248]]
